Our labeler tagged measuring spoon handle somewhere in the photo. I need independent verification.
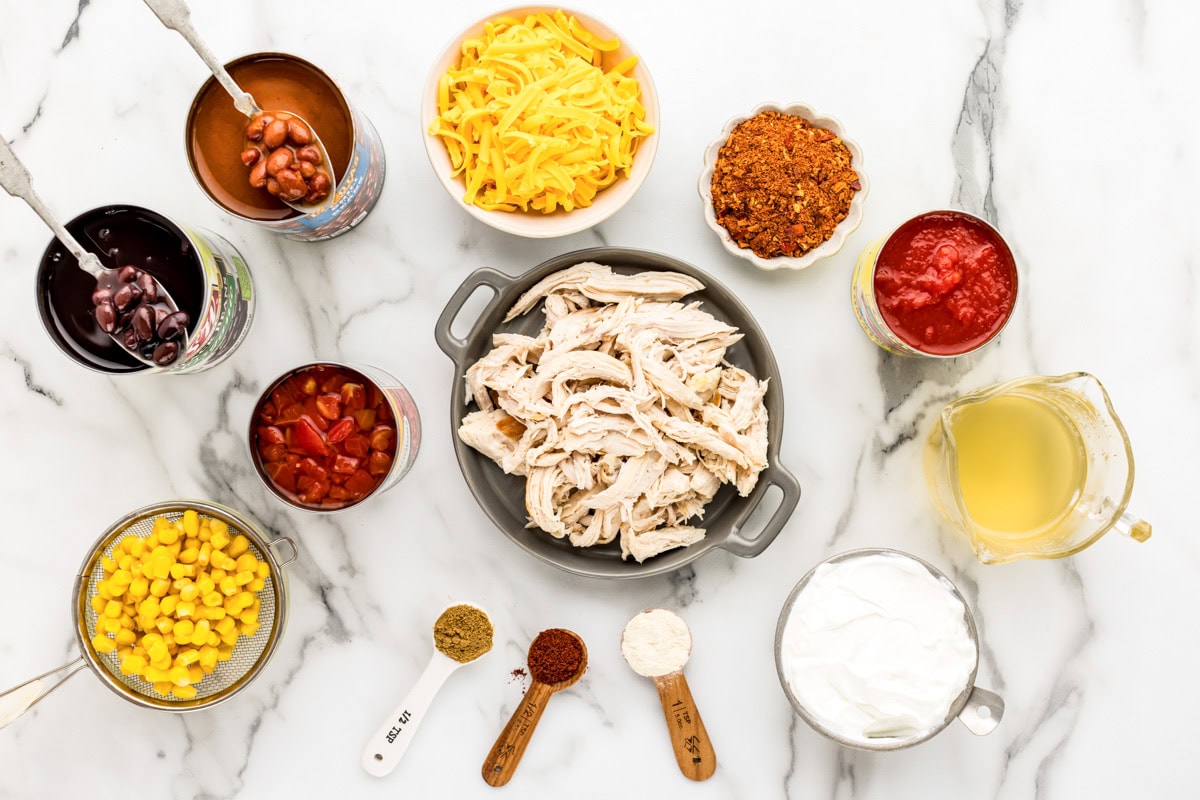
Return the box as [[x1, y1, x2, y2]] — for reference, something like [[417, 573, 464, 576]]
[[0, 136, 102, 276], [361, 652, 460, 777], [481, 681, 554, 787], [140, 0, 259, 117], [653, 671, 717, 781]]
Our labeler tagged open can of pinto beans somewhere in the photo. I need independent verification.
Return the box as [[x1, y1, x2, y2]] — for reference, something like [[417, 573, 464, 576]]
[[185, 53, 386, 241], [851, 210, 1018, 358], [35, 204, 255, 375]]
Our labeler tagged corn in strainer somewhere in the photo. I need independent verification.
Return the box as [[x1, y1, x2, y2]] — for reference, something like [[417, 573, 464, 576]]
[[0, 500, 296, 727]]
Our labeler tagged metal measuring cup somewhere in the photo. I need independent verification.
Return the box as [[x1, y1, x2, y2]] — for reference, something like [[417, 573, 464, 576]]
[[774, 547, 1004, 750]]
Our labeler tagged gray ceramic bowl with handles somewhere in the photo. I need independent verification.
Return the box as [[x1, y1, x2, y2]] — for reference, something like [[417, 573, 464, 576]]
[[774, 547, 1005, 750], [434, 246, 801, 579]]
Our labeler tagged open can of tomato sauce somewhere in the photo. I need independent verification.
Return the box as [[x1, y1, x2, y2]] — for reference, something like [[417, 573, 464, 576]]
[[185, 53, 386, 242], [250, 362, 421, 512], [851, 210, 1018, 357], [35, 204, 255, 375]]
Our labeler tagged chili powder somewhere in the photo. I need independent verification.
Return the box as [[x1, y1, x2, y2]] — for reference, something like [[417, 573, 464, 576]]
[[527, 628, 585, 684], [710, 110, 860, 259]]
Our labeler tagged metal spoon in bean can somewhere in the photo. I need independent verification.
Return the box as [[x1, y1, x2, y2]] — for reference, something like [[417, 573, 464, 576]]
[[141, 0, 337, 213], [0, 136, 189, 368]]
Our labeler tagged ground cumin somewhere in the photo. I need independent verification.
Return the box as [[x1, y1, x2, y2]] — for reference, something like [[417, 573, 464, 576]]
[[710, 110, 860, 259], [527, 628, 585, 684], [434, 604, 494, 663]]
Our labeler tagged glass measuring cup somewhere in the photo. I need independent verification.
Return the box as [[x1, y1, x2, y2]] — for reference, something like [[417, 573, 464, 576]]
[[924, 372, 1151, 564]]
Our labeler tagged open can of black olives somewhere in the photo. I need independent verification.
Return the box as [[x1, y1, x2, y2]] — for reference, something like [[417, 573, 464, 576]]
[[35, 204, 255, 375]]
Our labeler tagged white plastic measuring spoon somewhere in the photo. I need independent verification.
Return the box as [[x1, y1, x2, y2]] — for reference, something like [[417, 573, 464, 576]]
[[361, 603, 493, 777], [141, 0, 337, 213], [0, 136, 188, 368]]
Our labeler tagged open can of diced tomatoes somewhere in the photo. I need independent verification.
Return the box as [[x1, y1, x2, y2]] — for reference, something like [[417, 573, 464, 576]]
[[851, 210, 1018, 357], [249, 362, 421, 512]]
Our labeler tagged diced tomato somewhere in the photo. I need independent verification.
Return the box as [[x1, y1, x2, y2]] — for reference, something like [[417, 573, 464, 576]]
[[276, 403, 306, 426], [315, 393, 341, 420], [352, 408, 376, 431], [330, 471, 348, 486], [328, 485, 350, 501], [344, 469, 375, 498], [369, 425, 395, 453], [343, 434, 370, 458], [320, 373, 348, 393], [258, 425, 285, 445], [284, 453, 301, 467], [299, 479, 330, 504], [292, 416, 328, 457], [271, 383, 303, 413], [340, 383, 367, 410], [377, 400, 394, 422], [297, 457, 328, 481], [367, 450, 392, 477], [260, 443, 287, 462], [303, 399, 329, 430], [333, 454, 360, 474], [297, 475, 315, 493], [326, 417, 356, 443], [300, 375, 318, 395], [264, 460, 298, 492]]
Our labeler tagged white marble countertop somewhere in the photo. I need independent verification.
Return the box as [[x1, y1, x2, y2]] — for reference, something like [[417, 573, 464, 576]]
[[0, 0, 1195, 797]]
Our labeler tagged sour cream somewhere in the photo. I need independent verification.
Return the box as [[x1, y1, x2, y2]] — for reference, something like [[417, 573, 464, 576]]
[[779, 552, 977, 743]]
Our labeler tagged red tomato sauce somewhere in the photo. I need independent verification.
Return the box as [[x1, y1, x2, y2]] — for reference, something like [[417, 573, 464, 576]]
[[253, 364, 397, 509], [873, 211, 1017, 355]]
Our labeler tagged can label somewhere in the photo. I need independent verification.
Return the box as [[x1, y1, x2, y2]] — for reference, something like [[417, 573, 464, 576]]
[[175, 226, 256, 373], [851, 235, 922, 357], [276, 108, 386, 241]]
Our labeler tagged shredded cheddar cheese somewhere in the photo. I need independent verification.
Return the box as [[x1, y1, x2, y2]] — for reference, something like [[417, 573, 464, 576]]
[[429, 10, 654, 214]]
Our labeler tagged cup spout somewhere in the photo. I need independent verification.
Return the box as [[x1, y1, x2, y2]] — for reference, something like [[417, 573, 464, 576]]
[[1113, 510, 1152, 543]]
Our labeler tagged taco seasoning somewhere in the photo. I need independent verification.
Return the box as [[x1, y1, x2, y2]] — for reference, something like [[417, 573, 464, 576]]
[[710, 110, 860, 259], [434, 604, 494, 663], [528, 628, 585, 684]]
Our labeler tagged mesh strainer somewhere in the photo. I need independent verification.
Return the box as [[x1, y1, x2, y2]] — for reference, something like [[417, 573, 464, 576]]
[[0, 500, 296, 727]]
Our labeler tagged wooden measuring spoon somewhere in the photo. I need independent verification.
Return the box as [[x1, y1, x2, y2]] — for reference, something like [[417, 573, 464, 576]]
[[482, 628, 587, 787], [622, 609, 716, 781]]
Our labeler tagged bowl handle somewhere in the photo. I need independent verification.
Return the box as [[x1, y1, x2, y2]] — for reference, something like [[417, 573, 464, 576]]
[[720, 463, 801, 558], [434, 267, 515, 365]]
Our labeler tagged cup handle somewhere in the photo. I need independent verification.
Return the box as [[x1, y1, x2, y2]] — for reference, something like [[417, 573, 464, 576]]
[[719, 463, 801, 559], [956, 685, 1004, 736], [433, 268, 515, 367], [1113, 510, 1152, 543]]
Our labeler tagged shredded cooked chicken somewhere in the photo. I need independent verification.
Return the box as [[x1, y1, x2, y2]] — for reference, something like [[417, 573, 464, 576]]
[[459, 263, 769, 562]]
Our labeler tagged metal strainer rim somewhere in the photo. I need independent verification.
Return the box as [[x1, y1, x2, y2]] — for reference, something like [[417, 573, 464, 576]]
[[70, 499, 291, 713]]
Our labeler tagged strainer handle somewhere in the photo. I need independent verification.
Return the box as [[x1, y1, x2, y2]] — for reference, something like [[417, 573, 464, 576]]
[[0, 656, 86, 729], [266, 537, 298, 567]]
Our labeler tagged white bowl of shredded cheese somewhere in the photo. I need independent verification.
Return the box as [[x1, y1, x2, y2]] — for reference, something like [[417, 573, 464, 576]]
[[422, 7, 660, 238]]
